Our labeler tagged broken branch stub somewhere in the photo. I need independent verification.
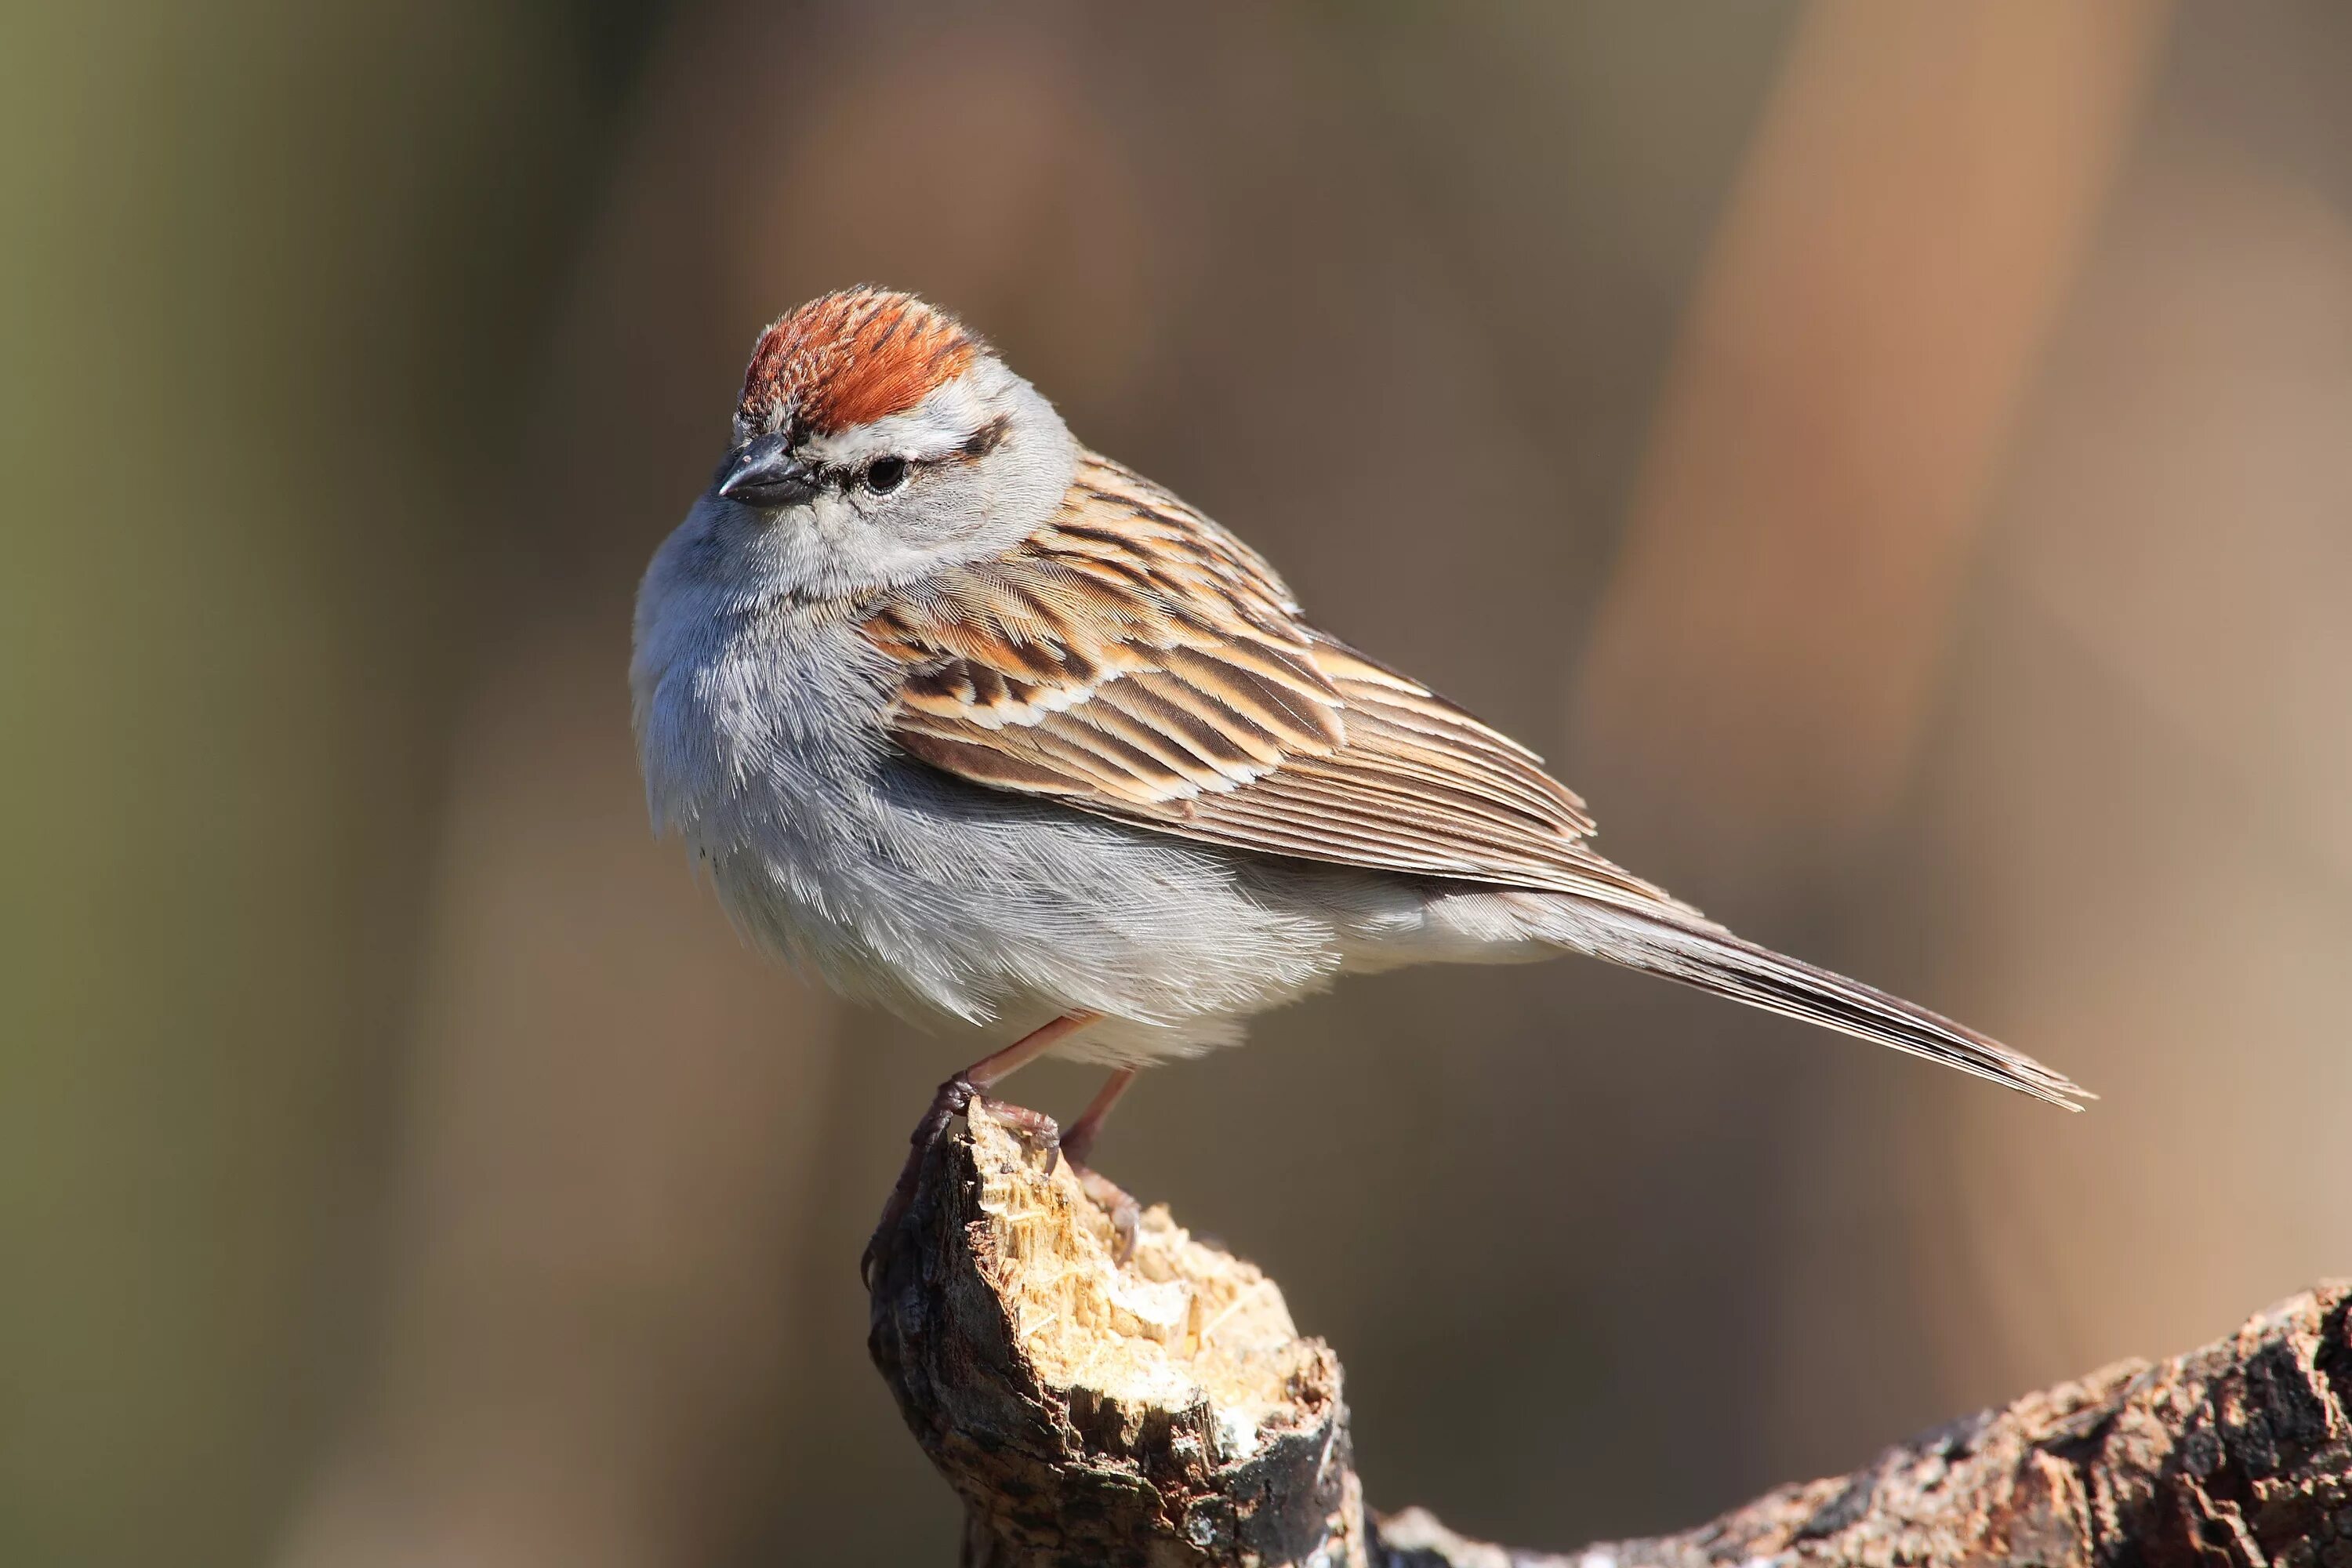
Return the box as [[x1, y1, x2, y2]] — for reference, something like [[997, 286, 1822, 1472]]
[[867, 1101, 2352, 1566], [866, 1102, 1369, 1566]]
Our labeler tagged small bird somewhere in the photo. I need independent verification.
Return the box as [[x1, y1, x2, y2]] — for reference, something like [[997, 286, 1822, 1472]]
[[632, 289, 2086, 1256]]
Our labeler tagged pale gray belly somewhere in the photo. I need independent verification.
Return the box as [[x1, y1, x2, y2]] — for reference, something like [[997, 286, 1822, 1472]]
[[702, 746, 1374, 1061], [655, 612, 1547, 1065]]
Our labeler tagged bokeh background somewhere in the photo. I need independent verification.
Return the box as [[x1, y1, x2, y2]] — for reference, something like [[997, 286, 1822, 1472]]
[[8, 2, 2350, 1563]]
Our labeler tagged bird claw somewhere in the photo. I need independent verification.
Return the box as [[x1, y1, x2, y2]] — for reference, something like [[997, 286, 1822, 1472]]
[[862, 1076, 1064, 1287], [972, 1095, 1062, 1172], [1075, 1164, 1142, 1265]]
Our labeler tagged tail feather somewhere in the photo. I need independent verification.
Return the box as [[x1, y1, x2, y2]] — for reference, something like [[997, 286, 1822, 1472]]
[[1528, 894, 2089, 1110]]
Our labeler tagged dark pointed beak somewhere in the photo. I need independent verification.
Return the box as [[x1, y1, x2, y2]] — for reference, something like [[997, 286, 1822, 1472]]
[[717, 434, 816, 507]]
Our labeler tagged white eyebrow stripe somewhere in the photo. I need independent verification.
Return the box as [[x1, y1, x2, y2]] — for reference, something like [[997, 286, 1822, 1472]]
[[800, 376, 989, 468]]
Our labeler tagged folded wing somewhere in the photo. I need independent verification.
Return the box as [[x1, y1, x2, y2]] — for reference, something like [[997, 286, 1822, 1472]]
[[861, 453, 1668, 908]]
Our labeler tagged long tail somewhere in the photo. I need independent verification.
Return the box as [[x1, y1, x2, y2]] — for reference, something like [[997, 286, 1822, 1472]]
[[1522, 891, 2090, 1110]]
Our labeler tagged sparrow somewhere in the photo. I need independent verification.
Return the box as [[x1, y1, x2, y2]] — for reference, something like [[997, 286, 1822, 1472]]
[[630, 289, 2086, 1260]]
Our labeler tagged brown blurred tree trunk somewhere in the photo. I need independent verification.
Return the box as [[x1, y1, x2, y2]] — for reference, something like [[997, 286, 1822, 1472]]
[[1574, 0, 2169, 877], [869, 1105, 2352, 1567]]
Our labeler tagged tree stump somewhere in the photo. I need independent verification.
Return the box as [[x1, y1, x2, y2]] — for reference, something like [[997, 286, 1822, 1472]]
[[867, 1103, 2352, 1566]]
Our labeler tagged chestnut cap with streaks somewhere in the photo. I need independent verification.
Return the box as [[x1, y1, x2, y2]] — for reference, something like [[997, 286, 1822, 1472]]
[[735, 287, 981, 441]]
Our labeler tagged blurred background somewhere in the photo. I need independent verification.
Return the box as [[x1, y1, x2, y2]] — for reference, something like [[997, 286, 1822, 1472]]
[[7, 2, 2350, 1563]]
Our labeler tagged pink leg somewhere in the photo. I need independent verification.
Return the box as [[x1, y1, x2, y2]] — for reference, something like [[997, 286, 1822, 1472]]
[[1059, 1067, 1137, 1169], [1062, 1067, 1142, 1262], [967, 1011, 1102, 1092], [863, 1011, 1101, 1283]]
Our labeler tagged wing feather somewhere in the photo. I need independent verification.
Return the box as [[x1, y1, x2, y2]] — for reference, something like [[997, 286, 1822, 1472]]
[[860, 452, 1639, 897]]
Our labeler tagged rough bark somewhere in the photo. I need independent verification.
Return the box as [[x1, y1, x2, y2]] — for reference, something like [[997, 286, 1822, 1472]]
[[866, 1103, 2352, 1567]]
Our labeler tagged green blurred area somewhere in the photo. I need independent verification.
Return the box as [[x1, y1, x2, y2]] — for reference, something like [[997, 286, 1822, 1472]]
[[2, 2, 653, 1560]]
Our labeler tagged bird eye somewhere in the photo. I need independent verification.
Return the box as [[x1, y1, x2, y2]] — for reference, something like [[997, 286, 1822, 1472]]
[[864, 456, 908, 494]]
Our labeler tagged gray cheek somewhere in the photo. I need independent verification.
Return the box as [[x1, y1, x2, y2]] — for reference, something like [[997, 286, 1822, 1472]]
[[818, 483, 956, 552], [806, 491, 864, 540], [887, 469, 989, 547], [769, 493, 894, 583]]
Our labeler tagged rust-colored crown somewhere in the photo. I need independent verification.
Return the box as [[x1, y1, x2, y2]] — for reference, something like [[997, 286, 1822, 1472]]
[[737, 289, 982, 439]]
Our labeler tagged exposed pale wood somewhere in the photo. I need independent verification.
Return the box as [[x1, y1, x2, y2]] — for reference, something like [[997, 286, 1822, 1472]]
[[866, 1103, 2352, 1566]]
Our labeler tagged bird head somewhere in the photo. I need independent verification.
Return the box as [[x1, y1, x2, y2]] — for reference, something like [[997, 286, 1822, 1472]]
[[699, 289, 1076, 601]]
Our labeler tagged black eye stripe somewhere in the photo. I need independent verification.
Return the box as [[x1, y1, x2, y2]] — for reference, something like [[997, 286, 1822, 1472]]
[[811, 448, 961, 492]]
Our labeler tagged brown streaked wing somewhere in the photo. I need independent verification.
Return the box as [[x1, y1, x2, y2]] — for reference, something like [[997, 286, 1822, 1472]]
[[862, 451, 1667, 904]]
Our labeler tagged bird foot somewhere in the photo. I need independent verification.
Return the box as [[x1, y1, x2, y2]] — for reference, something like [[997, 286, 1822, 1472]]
[[863, 1074, 1069, 1286], [1071, 1161, 1142, 1264], [975, 1095, 1064, 1172]]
